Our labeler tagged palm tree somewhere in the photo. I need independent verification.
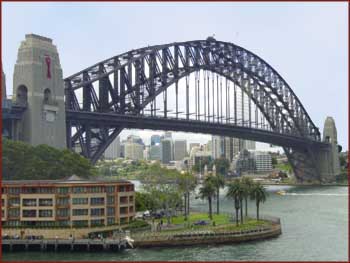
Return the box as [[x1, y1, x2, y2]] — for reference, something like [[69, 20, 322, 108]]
[[177, 171, 196, 221], [241, 177, 254, 217], [199, 179, 216, 220], [226, 180, 244, 226], [250, 183, 268, 221], [207, 175, 225, 215]]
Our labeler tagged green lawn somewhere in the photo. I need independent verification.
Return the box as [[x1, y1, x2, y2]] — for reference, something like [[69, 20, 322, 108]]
[[168, 213, 230, 225], [152, 213, 271, 234]]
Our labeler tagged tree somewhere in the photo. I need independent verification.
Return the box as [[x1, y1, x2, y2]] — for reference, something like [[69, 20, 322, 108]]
[[214, 157, 230, 177], [141, 164, 184, 224], [135, 192, 159, 212], [241, 177, 254, 217], [250, 183, 268, 221], [2, 139, 95, 180], [207, 175, 225, 215], [177, 172, 197, 221], [226, 180, 243, 226], [198, 179, 216, 220], [271, 157, 278, 167]]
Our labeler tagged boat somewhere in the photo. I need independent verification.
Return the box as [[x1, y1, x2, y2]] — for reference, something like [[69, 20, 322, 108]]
[[276, 190, 286, 195], [125, 236, 134, 248]]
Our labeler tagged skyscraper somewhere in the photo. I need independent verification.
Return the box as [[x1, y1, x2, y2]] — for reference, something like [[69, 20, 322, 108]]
[[149, 144, 161, 161], [124, 142, 144, 160], [161, 139, 172, 164], [212, 136, 225, 159], [174, 140, 187, 161], [245, 140, 256, 150], [150, 135, 161, 146], [104, 136, 121, 160]]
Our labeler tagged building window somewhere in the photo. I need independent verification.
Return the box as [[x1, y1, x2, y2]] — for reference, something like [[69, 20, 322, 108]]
[[91, 219, 104, 227], [39, 199, 53, 206], [22, 210, 36, 218], [106, 186, 115, 193], [39, 188, 54, 194], [58, 221, 70, 227], [8, 208, 20, 217], [107, 207, 115, 216], [22, 187, 36, 194], [72, 198, 88, 205], [129, 206, 134, 213], [72, 187, 86, 194], [57, 197, 69, 206], [90, 197, 104, 205], [8, 198, 20, 206], [107, 217, 115, 225], [118, 186, 125, 192], [39, 210, 53, 218], [73, 220, 88, 227], [7, 221, 21, 227], [8, 187, 20, 195], [120, 196, 128, 204], [1, 199, 5, 206], [72, 209, 88, 216], [22, 199, 37, 207], [91, 208, 104, 217], [87, 186, 103, 193], [129, 196, 134, 202], [58, 187, 69, 194], [107, 196, 115, 205], [57, 209, 69, 217], [120, 207, 128, 215]]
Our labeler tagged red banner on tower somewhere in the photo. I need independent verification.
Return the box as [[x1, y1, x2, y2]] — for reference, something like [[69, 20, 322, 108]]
[[45, 55, 51, 79]]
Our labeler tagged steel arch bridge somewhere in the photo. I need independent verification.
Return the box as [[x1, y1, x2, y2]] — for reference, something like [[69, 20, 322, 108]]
[[64, 38, 331, 182]]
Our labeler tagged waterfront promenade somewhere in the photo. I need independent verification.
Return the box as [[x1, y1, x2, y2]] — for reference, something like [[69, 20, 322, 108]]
[[2, 238, 129, 252]]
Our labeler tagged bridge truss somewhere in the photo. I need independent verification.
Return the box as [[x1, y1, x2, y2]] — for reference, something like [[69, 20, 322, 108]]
[[64, 38, 327, 181]]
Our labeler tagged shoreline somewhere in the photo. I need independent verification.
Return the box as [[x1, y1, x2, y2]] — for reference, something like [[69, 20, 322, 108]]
[[2, 219, 282, 251], [260, 182, 348, 187], [131, 221, 282, 248]]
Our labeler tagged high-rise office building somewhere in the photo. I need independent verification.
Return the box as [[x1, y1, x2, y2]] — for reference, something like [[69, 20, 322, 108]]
[[161, 139, 173, 164], [254, 151, 272, 172], [174, 140, 187, 161], [164, 131, 172, 139], [149, 144, 161, 161], [143, 146, 150, 160], [104, 136, 121, 160], [127, 135, 144, 145], [150, 135, 161, 146], [189, 143, 200, 153], [212, 136, 225, 159], [246, 140, 256, 150], [124, 142, 144, 160]]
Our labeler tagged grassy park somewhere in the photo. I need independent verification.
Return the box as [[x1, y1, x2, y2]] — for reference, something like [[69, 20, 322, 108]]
[[151, 213, 272, 234]]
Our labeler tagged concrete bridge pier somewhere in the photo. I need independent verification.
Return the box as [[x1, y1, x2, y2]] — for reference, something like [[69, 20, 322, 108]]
[[314, 117, 341, 182]]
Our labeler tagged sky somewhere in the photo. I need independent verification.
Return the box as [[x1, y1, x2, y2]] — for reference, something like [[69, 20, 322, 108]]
[[2, 2, 348, 150]]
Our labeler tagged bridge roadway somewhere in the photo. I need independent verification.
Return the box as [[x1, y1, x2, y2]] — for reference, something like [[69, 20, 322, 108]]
[[66, 110, 329, 151]]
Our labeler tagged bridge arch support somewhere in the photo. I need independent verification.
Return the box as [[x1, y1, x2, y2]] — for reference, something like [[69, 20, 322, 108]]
[[64, 38, 339, 182]]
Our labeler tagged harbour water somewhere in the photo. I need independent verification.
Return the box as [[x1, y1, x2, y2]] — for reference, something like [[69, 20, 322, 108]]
[[2, 184, 348, 261]]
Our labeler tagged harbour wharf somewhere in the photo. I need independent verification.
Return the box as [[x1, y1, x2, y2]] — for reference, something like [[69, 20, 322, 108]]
[[2, 238, 129, 252]]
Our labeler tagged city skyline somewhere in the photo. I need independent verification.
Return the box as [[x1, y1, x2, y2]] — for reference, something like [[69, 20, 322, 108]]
[[116, 129, 277, 152]]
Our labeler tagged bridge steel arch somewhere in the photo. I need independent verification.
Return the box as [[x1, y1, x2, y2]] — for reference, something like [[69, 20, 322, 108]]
[[64, 39, 332, 182]]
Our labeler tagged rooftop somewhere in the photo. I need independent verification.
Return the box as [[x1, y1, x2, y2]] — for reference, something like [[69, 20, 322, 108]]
[[2, 175, 132, 186], [25, 34, 52, 43]]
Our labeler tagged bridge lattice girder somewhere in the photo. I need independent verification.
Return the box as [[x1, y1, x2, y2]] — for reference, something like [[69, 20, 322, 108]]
[[64, 39, 325, 181]]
